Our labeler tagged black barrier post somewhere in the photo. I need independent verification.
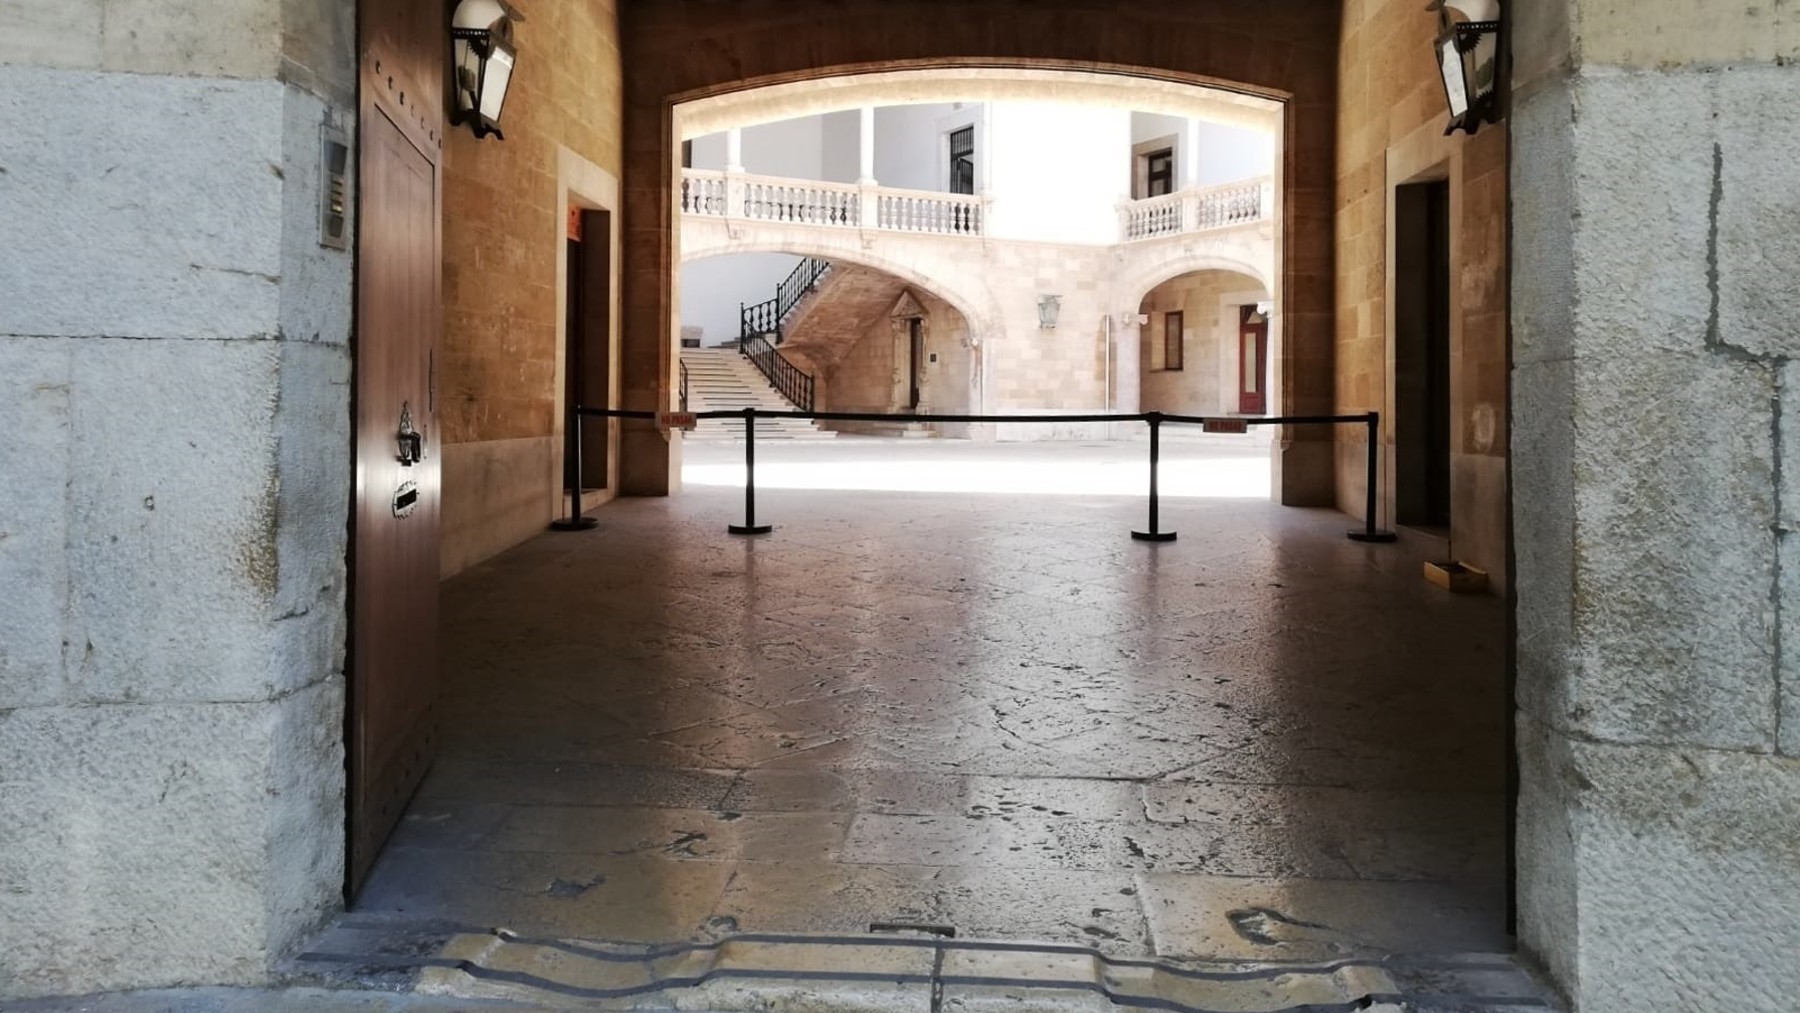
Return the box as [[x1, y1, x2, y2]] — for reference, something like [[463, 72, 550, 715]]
[[1131, 412, 1177, 542], [1346, 410, 1397, 543], [551, 404, 599, 531], [728, 407, 773, 535]]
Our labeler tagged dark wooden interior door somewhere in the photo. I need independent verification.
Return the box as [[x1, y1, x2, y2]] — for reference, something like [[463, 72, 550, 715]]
[[908, 317, 923, 409], [1237, 306, 1267, 415], [350, 0, 444, 894], [566, 209, 612, 487]]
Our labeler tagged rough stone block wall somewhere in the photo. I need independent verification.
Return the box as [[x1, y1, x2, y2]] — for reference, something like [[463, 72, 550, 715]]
[[440, 0, 622, 575], [0, 0, 355, 998], [1511, 2, 1800, 1010]]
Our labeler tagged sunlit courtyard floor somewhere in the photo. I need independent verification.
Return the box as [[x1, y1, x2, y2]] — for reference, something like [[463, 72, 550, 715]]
[[325, 436, 1524, 1006]]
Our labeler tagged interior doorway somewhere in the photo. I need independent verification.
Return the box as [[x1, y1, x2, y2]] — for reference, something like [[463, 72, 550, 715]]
[[1394, 179, 1452, 530], [566, 207, 613, 488], [1237, 305, 1266, 415], [907, 316, 924, 409]]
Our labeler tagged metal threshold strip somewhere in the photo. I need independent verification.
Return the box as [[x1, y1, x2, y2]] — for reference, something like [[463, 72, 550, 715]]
[[297, 927, 1555, 1012]]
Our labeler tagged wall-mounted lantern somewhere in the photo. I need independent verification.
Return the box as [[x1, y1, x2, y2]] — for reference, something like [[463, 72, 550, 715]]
[[1037, 294, 1062, 330], [1428, 0, 1501, 135], [451, 0, 523, 140]]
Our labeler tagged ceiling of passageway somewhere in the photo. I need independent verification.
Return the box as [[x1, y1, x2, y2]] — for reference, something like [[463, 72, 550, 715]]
[[676, 67, 1283, 139]]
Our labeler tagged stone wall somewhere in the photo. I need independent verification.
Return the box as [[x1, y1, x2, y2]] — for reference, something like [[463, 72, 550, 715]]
[[1510, 2, 1800, 1010], [0, 0, 355, 998], [623, 0, 1341, 500], [1138, 270, 1269, 417], [439, 0, 623, 576], [1335, 0, 1509, 589]]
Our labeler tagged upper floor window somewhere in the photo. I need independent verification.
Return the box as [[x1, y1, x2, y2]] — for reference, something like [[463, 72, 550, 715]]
[[948, 126, 976, 195], [1144, 148, 1174, 197]]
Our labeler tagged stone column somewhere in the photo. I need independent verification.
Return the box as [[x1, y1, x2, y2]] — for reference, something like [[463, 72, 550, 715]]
[[858, 106, 877, 184], [1182, 117, 1203, 189], [1113, 316, 1142, 415], [0, 0, 356, 999], [1511, 3, 1800, 1011], [725, 126, 745, 173]]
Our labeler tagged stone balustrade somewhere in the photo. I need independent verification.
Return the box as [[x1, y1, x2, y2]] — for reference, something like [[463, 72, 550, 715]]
[[1120, 175, 1274, 242], [680, 168, 986, 236]]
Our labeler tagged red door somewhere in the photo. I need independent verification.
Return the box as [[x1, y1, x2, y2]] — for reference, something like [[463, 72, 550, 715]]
[[1237, 305, 1268, 415], [350, 0, 444, 894]]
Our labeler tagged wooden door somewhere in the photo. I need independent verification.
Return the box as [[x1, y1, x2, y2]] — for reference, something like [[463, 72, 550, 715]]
[[907, 317, 924, 409], [566, 209, 612, 487], [351, 0, 444, 894], [1237, 306, 1268, 415]]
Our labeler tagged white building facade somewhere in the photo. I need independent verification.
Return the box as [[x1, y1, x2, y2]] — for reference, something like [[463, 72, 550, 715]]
[[677, 96, 1279, 437]]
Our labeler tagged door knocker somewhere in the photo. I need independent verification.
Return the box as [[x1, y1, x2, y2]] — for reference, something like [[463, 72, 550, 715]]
[[397, 401, 425, 466]]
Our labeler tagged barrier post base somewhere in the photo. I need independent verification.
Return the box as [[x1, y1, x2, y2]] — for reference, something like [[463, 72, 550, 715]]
[[1346, 529, 1397, 543], [728, 523, 774, 536], [551, 516, 599, 531], [1131, 530, 1178, 542]]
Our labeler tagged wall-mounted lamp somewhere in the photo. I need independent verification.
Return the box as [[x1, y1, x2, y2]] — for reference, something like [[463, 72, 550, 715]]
[[1037, 294, 1062, 330], [451, 0, 523, 140], [1428, 0, 1501, 135]]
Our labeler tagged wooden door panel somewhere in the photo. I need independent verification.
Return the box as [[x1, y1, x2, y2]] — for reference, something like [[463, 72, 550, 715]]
[[351, 0, 444, 894]]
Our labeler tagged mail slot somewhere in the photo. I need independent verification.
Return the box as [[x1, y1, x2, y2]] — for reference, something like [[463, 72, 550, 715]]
[[392, 481, 419, 518]]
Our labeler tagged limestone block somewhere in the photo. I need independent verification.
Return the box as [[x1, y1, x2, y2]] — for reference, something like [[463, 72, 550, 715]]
[[64, 339, 289, 704], [1513, 716, 1579, 1001], [1562, 736, 1800, 1013], [1715, 65, 1800, 360], [271, 339, 351, 686], [1570, 351, 1777, 749], [1568, 73, 1717, 358], [1511, 358, 1576, 726], [100, 0, 282, 80], [1574, 0, 1800, 68], [0, 68, 285, 342], [0, 683, 344, 999], [278, 87, 355, 348], [0, 340, 73, 709], [1508, 79, 1576, 367], [0, 0, 103, 69], [1782, 534, 1800, 757]]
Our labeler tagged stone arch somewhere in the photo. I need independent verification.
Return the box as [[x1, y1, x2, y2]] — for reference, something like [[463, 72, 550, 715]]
[[678, 232, 1004, 355], [623, 6, 1339, 499]]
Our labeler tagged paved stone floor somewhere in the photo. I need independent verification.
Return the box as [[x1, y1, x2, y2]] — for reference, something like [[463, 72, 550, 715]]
[[287, 438, 1536, 1009]]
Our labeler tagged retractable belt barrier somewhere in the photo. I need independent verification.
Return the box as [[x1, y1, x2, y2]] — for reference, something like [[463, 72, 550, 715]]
[[554, 406, 1397, 544]]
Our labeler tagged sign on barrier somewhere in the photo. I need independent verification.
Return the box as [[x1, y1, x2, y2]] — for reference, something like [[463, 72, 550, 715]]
[[1203, 418, 1249, 434], [658, 412, 698, 431]]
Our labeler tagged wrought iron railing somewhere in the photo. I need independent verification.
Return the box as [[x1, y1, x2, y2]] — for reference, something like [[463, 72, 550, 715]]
[[679, 359, 690, 413], [775, 256, 831, 320], [740, 332, 814, 412]]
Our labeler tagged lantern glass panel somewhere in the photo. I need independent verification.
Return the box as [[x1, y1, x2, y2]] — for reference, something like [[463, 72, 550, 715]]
[[1439, 35, 1470, 118], [479, 44, 514, 124]]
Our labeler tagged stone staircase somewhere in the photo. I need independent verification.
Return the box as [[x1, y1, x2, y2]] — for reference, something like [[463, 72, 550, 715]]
[[681, 348, 836, 440]]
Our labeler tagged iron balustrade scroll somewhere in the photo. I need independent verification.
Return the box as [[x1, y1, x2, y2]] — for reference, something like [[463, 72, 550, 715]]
[[740, 333, 815, 413], [553, 404, 1397, 547]]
